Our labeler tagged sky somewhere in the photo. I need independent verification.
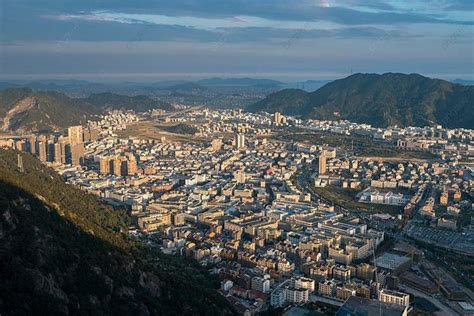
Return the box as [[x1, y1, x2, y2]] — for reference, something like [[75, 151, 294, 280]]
[[0, 0, 473, 81]]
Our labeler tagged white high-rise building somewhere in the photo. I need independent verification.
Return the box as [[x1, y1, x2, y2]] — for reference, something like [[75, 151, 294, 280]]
[[235, 133, 245, 149]]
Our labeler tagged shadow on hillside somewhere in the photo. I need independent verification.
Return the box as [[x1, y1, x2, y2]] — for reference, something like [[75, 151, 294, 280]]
[[0, 170, 233, 315]]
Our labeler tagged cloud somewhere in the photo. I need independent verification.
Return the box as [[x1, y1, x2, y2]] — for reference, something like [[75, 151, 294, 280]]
[[5, 0, 474, 25], [0, 0, 472, 79]]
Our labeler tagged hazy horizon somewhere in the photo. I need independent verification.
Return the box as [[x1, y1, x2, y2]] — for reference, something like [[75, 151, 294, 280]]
[[1, 72, 473, 84]]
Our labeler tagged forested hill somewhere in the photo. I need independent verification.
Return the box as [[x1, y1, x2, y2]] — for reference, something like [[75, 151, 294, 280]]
[[0, 149, 233, 315], [248, 73, 474, 128]]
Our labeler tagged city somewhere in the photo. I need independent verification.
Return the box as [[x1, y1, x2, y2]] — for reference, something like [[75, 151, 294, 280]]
[[1, 107, 472, 315], [0, 0, 473, 315]]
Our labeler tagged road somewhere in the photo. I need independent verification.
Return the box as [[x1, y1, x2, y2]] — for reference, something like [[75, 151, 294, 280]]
[[399, 284, 460, 316]]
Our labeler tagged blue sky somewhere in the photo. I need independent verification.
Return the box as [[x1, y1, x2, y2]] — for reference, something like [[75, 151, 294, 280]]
[[0, 0, 473, 81]]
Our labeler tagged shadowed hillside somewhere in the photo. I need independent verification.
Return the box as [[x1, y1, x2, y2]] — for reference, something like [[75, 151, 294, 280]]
[[0, 149, 233, 315]]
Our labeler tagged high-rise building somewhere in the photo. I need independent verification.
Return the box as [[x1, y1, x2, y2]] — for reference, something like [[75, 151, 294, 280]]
[[113, 156, 123, 176], [28, 136, 37, 155], [274, 112, 282, 125], [83, 127, 99, 143], [235, 133, 245, 149], [70, 143, 84, 166], [99, 157, 111, 175], [100, 154, 137, 176], [127, 155, 137, 175], [47, 141, 56, 162], [54, 143, 64, 164], [38, 141, 47, 162], [68, 125, 83, 144], [318, 150, 327, 175], [58, 136, 69, 164]]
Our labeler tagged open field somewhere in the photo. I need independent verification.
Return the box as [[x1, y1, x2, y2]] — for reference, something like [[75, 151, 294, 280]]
[[117, 121, 206, 143], [311, 186, 403, 215], [275, 131, 438, 161]]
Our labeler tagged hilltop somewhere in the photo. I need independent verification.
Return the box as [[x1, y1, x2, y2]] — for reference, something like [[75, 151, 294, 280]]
[[0, 88, 173, 133], [248, 73, 474, 128], [0, 149, 233, 315]]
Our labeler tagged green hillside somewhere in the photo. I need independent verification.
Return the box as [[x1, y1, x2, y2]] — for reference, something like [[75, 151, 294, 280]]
[[0, 149, 233, 315], [248, 73, 474, 128]]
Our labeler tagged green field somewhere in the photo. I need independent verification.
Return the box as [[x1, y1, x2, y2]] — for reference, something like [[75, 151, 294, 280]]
[[117, 121, 205, 143], [275, 130, 437, 161], [311, 186, 403, 215]]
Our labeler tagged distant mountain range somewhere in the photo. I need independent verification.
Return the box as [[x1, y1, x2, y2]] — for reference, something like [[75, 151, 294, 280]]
[[0, 78, 329, 94], [248, 73, 474, 128], [1, 74, 472, 130], [196, 77, 283, 87], [0, 88, 173, 133]]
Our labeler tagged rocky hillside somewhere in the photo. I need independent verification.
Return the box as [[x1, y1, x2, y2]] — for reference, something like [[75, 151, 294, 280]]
[[0, 149, 233, 315], [0, 88, 174, 133], [248, 73, 474, 128], [0, 88, 95, 133]]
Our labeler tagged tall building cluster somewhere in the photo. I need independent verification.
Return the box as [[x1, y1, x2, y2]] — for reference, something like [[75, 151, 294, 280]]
[[273, 112, 287, 125], [99, 153, 138, 176], [14, 125, 98, 166]]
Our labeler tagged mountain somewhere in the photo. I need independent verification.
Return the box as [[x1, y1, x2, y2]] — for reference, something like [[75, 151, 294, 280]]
[[84, 92, 174, 112], [198, 77, 283, 87], [248, 73, 474, 128], [0, 88, 97, 133], [0, 88, 174, 133], [0, 149, 233, 315], [283, 80, 331, 91], [452, 79, 474, 86], [161, 82, 208, 91]]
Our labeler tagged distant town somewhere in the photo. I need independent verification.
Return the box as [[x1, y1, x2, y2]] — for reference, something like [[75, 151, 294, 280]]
[[1, 107, 473, 316]]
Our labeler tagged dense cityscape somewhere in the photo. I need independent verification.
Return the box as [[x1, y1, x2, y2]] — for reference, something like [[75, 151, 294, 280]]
[[1, 107, 472, 315], [1, 0, 473, 314]]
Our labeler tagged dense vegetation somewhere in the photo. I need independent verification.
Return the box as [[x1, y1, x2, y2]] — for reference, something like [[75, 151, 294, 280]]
[[0, 149, 233, 315], [0, 88, 174, 133], [161, 123, 198, 135], [249, 73, 474, 128]]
